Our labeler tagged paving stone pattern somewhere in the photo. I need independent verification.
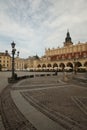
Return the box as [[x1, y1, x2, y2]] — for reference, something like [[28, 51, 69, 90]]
[[0, 72, 87, 130]]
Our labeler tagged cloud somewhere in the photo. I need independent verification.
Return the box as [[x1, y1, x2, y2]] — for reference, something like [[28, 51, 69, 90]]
[[0, 0, 87, 58]]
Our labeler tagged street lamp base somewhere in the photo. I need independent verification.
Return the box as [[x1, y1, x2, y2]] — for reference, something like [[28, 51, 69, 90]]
[[8, 77, 18, 83]]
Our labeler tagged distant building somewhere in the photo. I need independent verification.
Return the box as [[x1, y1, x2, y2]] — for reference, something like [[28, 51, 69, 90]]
[[0, 50, 11, 70], [15, 57, 25, 71], [25, 55, 40, 71], [15, 55, 40, 71]]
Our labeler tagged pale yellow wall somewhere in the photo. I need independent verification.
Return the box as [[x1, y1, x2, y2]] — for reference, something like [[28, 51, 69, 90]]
[[1, 42, 87, 71], [0, 55, 11, 70], [35, 42, 87, 69], [15, 57, 25, 70], [45, 43, 87, 56]]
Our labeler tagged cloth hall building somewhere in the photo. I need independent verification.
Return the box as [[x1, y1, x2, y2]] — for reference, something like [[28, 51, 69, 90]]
[[33, 31, 87, 71]]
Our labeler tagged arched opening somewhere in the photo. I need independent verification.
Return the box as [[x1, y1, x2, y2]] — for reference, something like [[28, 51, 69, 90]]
[[84, 62, 87, 67], [59, 63, 65, 70], [75, 62, 82, 67], [67, 62, 73, 68], [53, 63, 58, 68], [0, 64, 2, 71], [42, 64, 46, 71], [77, 62, 87, 72], [47, 64, 52, 71], [36, 64, 41, 71], [47, 64, 52, 67], [42, 64, 46, 68], [37, 64, 41, 68]]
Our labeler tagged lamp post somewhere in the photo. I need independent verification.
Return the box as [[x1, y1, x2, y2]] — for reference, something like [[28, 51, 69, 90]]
[[73, 58, 77, 75], [17, 51, 19, 57], [11, 41, 16, 79]]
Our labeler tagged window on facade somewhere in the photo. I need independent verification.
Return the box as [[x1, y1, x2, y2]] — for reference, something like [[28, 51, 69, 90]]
[[70, 47, 72, 53], [76, 54, 79, 58], [57, 56, 59, 60], [3, 64, 5, 67], [68, 55, 71, 59], [62, 55, 65, 59]]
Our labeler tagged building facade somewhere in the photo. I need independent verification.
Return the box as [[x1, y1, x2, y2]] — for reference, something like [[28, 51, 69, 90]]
[[0, 31, 87, 71], [35, 31, 87, 71], [15, 57, 25, 71], [0, 50, 11, 71]]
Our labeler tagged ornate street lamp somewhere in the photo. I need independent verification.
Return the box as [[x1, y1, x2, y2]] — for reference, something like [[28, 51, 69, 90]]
[[11, 41, 16, 79], [17, 51, 19, 57], [8, 42, 19, 83]]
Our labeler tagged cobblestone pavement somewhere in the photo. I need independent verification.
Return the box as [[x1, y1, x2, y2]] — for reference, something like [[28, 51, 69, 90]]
[[0, 71, 55, 130], [0, 72, 11, 130], [11, 74, 87, 130], [0, 72, 87, 130]]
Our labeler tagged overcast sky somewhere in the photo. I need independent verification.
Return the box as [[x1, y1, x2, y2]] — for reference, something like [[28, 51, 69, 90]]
[[0, 0, 87, 58]]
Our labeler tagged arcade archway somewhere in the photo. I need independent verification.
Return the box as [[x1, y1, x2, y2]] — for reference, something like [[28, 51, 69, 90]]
[[59, 63, 65, 69], [67, 62, 73, 68]]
